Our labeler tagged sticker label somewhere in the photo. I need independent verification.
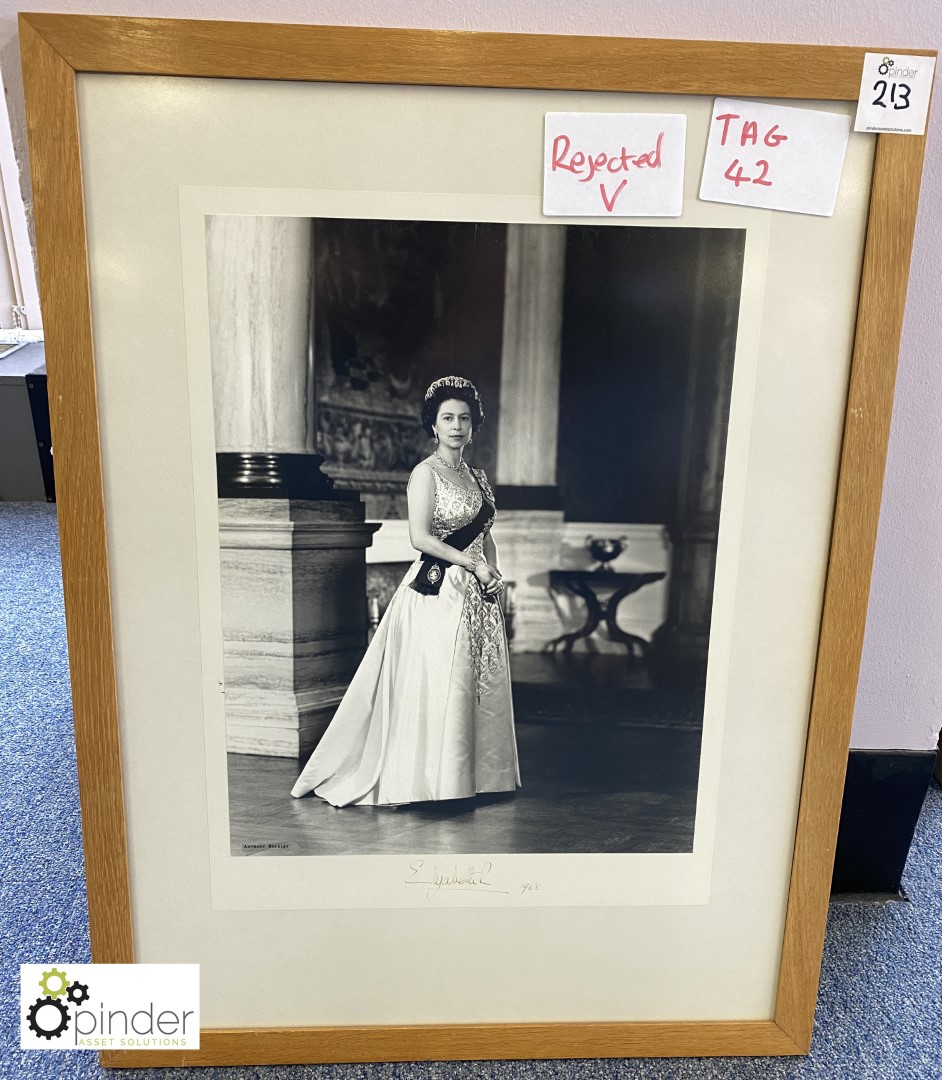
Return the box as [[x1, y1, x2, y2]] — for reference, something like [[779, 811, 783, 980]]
[[854, 53, 936, 135], [699, 98, 850, 217], [543, 113, 686, 217]]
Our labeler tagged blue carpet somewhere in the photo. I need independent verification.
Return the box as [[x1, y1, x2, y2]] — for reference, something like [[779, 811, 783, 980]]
[[1, 501, 939, 1078]]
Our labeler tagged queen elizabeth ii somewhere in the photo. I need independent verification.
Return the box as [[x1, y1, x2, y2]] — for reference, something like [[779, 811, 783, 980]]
[[291, 376, 520, 807]]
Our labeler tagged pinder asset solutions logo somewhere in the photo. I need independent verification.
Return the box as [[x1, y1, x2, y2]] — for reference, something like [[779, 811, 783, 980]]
[[20, 964, 200, 1050], [877, 56, 922, 79]]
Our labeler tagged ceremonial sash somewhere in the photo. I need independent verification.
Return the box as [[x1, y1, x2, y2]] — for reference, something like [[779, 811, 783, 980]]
[[409, 499, 495, 597]]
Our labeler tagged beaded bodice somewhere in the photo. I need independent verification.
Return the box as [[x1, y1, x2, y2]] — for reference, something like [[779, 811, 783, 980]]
[[418, 462, 503, 701], [429, 466, 495, 562]]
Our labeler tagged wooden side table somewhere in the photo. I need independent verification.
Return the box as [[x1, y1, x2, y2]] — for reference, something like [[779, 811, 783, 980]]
[[546, 569, 666, 659]]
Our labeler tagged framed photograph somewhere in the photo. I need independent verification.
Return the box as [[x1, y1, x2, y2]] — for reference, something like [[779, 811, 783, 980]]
[[20, 14, 933, 1066]]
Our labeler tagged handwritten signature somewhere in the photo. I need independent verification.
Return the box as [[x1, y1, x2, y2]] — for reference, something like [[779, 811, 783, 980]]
[[404, 860, 509, 899]]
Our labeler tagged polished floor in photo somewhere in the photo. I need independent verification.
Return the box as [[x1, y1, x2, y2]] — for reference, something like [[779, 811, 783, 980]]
[[229, 653, 704, 856]]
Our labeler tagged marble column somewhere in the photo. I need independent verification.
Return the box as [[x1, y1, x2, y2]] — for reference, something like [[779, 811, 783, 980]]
[[653, 233, 741, 678], [496, 223, 567, 493], [207, 215, 375, 757], [207, 215, 332, 497], [209, 215, 314, 453], [493, 223, 567, 652]]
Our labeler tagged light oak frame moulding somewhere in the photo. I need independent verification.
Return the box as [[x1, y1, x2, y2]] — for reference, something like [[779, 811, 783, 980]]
[[18, 12, 932, 1068]]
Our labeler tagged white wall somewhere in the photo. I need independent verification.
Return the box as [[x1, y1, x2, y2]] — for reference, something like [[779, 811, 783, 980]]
[[1, 0, 938, 751], [0, 61, 41, 329]]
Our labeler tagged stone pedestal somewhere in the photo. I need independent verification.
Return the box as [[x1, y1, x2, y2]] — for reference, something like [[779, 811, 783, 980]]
[[219, 499, 380, 758]]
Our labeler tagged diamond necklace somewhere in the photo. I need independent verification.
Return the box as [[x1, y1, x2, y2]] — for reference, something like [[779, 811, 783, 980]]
[[433, 450, 468, 476]]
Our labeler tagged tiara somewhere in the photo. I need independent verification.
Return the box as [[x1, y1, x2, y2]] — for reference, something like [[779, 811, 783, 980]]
[[424, 376, 480, 402]]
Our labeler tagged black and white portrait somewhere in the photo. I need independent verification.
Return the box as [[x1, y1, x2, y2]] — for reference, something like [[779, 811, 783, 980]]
[[207, 215, 746, 857]]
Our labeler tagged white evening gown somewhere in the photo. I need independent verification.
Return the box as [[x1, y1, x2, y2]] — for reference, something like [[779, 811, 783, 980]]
[[290, 463, 520, 806]]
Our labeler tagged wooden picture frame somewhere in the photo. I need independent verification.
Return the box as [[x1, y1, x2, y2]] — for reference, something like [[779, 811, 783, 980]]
[[18, 13, 932, 1068]]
